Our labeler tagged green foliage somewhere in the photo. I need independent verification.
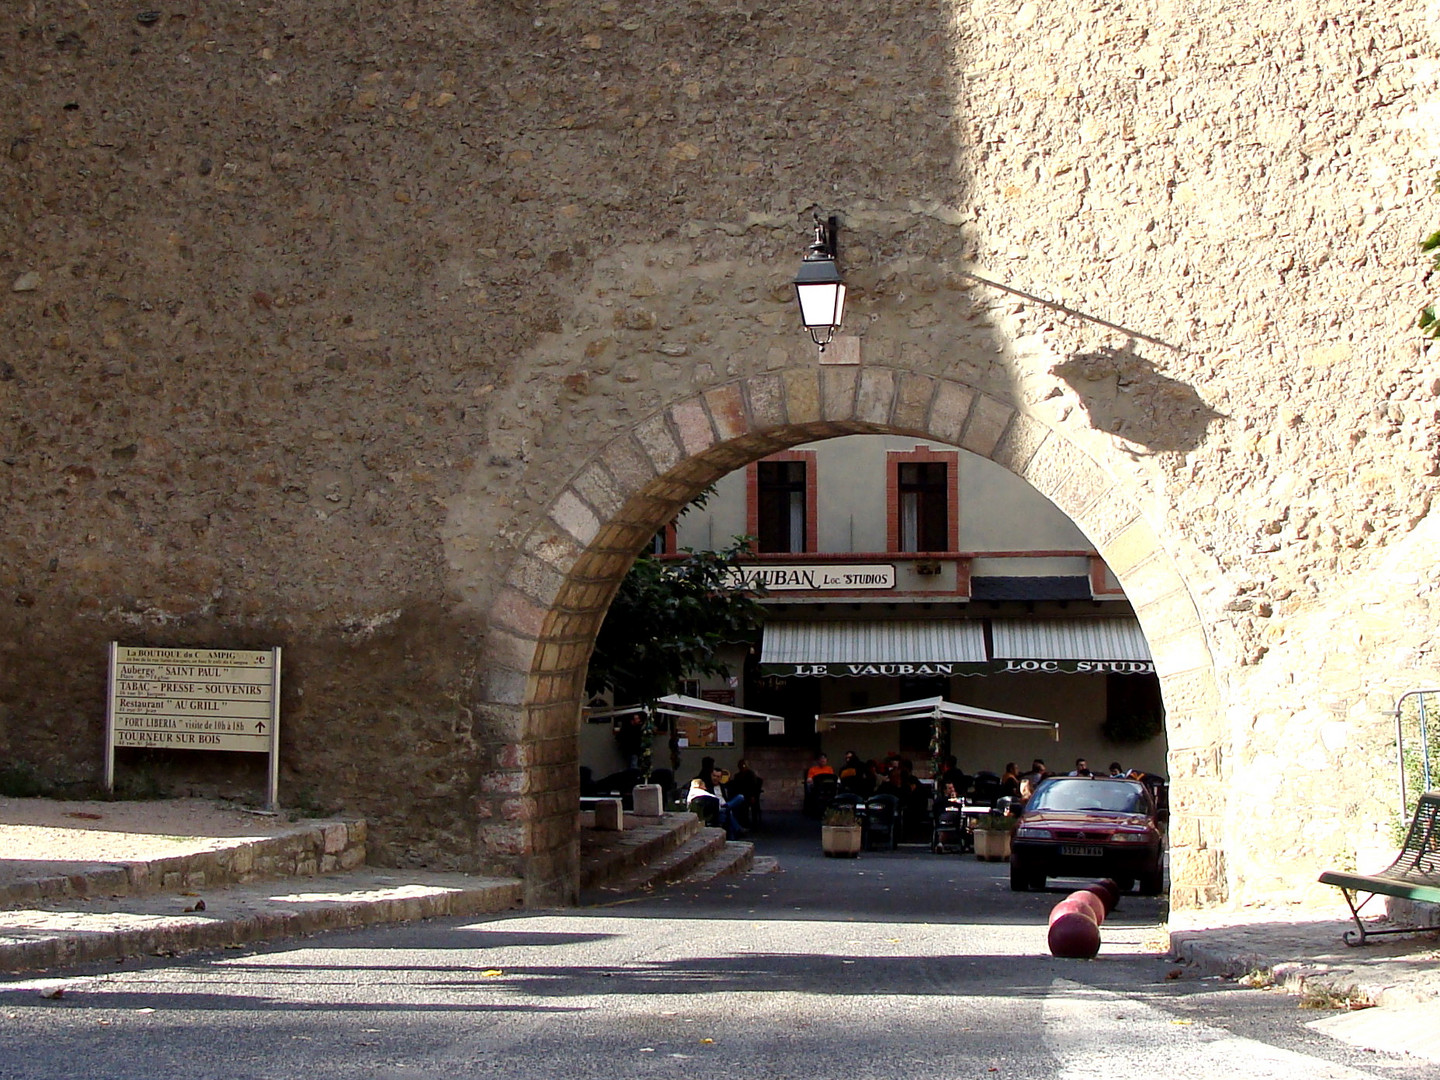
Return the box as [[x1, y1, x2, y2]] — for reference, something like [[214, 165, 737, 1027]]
[[111, 768, 172, 801], [822, 805, 859, 827], [0, 760, 47, 798], [976, 811, 1018, 832], [586, 536, 764, 708], [1420, 175, 1440, 338], [287, 788, 339, 820]]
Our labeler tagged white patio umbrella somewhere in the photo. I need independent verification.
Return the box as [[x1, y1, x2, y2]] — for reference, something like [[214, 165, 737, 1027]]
[[815, 695, 1057, 782], [586, 693, 784, 729]]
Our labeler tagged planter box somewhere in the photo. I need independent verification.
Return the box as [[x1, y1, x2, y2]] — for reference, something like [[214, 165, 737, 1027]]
[[821, 824, 863, 858], [973, 828, 1011, 861]]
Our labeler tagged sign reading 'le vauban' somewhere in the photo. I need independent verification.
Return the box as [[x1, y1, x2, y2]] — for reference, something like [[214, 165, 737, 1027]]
[[773, 662, 973, 678], [726, 564, 896, 592], [766, 659, 1156, 677], [108, 645, 280, 752]]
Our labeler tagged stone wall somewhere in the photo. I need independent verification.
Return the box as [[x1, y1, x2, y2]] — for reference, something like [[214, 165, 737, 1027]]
[[3, 0, 1438, 907]]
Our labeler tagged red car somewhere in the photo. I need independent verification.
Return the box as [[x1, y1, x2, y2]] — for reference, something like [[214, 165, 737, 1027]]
[[1009, 776, 1165, 894]]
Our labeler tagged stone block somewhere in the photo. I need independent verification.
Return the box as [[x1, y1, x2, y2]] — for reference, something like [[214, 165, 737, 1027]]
[[892, 372, 936, 434], [602, 435, 658, 498], [782, 367, 822, 424], [549, 488, 602, 547], [636, 413, 684, 474], [581, 796, 624, 830], [961, 394, 1013, 457], [569, 462, 625, 521], [670, 398, 716, 456], [929, 379, 975, 445], [704, 384, 749, 442], [992, 412, 1049, 476], [855, 367, 897, 426], [632, 783, 664, 817], [819, 366, 858, 420], [746, 373, 788, 429], [322, 823, 348, 854]]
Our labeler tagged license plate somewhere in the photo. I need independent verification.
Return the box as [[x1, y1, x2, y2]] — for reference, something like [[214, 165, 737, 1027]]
[[1061, 845, 1104, 857]]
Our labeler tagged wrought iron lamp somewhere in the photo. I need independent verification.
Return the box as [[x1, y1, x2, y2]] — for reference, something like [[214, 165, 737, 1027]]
[[792, 214, 846, 352]]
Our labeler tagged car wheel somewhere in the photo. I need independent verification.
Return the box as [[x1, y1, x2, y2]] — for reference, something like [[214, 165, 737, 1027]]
[[1030, 873, 1047, 891], [1139, 869, 1164, 896], [1113, 877, 1135, 894], [1010, 858, 1032, 891]]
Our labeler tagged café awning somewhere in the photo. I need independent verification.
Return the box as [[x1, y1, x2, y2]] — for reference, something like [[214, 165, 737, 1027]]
[[761, 619, 988, 678], [815, 695, 1058, 739], [990, 617, 1154, 674]]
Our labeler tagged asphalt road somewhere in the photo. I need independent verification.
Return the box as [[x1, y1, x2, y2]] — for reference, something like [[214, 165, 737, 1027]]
[[0, 818, 1435, 1080]]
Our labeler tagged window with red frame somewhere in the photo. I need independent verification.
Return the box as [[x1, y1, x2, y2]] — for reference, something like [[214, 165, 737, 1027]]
[[756, 460, 808, 553], [897, 461, 948, 552]]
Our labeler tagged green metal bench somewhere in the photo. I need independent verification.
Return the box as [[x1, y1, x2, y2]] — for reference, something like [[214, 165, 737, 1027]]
[[1319, 792, 1440, 946]]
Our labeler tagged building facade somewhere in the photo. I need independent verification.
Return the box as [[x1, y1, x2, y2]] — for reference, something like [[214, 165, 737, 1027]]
[[583, 435, 1167, 796]]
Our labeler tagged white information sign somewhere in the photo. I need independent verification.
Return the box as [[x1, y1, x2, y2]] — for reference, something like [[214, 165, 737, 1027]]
[[105, 644, 282, 807]]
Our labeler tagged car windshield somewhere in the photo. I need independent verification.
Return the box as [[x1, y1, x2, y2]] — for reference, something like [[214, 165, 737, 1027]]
[[1028, 779, 1148, 814]]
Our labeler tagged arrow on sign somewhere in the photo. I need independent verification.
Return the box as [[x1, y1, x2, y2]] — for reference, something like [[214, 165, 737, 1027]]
[[255, 721, 267, 733]]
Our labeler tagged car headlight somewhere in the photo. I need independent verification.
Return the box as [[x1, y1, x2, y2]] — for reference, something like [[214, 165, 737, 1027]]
[[1108, 831, 1151, 844], [1015, 827, 1053, 839]]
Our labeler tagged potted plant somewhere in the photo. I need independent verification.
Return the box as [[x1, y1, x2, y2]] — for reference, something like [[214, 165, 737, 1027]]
[[821, 805, 863, 857], [973, 811, 1016, 862]]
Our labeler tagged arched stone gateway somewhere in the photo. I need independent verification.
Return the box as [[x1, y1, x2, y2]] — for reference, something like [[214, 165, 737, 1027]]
[[477, 365, 1224, 908]]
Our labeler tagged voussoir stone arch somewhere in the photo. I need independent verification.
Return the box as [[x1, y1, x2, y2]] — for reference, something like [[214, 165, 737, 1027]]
[[479, 365, 1223, 908]]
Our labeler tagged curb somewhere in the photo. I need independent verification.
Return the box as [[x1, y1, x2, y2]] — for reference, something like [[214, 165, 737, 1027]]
[[1168, 928, 1439, 1009], [0, 872, 523, 975]]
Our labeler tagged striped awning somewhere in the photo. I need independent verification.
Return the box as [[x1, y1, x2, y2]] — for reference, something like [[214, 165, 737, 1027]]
[[990, 617, 1153, 673], [761, 619, 988, 677]]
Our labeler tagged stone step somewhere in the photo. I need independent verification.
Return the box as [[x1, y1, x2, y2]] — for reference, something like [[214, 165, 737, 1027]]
[[0, 818, 368, 909], [749, 855, 781, 876], [579, 812, 703, 892], [0, 869, 523, 974], [681, 841, 755, 884], [584, 827, 729, 898]]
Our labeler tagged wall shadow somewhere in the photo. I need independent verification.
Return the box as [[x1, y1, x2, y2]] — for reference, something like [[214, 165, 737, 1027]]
[[1051, 344, 1224, 456]]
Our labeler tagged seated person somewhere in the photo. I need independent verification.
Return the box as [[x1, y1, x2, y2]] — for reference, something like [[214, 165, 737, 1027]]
[[806, 754, 835, 783], [837, 750, 866, 793], [686, 777, 746, 839], [728, 759, 763, 828], [936, 755, 968, 798], [1000, 762, 1021, 799], [876, 766, 905, 799]]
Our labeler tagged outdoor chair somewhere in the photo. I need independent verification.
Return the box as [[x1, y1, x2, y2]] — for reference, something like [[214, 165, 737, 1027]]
[[863, 794, 900, 850], [805, 774, 839, 818]]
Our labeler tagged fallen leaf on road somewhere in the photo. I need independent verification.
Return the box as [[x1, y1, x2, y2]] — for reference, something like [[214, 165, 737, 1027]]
[[1171, 1019, 1193, 1025], [480, 969, 503, 977], [66, 812, 103, 820], [700, 1038, 714, 1044]]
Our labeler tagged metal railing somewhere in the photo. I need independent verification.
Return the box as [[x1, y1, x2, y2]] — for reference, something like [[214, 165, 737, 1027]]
[[1394, 689, 1440, 820]]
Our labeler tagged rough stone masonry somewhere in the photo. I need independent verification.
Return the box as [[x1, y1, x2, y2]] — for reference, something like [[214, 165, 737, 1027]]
[[1, 0, 1437, 907]]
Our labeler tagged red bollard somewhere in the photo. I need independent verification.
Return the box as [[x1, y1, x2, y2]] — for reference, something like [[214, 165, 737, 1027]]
[[1048, 912, 1101, 958]]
